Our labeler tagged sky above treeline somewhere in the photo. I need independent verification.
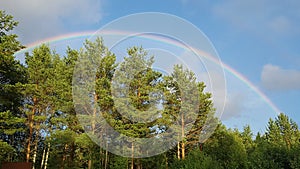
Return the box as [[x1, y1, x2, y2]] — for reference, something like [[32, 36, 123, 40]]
[[1, 0, 300, 134]]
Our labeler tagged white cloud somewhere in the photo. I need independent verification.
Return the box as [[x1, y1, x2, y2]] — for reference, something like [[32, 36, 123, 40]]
[[219, 71, 279, 132], [0, 0, 103, 44], [261, 64, 300, 91], [221, 92, 246, 120], [199, 71, 226, 117]]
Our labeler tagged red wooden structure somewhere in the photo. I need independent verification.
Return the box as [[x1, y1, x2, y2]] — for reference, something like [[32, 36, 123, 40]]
[[1, 162, 32, 169]]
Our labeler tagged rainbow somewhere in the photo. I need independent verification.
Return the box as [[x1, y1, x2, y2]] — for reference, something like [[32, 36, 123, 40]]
[[14, 31, 281, 115]]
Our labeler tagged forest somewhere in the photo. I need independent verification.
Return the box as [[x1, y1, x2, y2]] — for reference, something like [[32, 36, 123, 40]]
[[1, 10, 300, 169]]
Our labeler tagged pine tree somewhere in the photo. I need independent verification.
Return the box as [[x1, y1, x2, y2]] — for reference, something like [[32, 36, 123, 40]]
[[161, 65, 214, 160], [73, 37, 119, 169], [0, 10, 26, 111], [23, 44, 57, 163], [266, 113, 300, 149], [240, 125, 254, 152], [111, 46, 162, 168], [0, 10, 27, 162]]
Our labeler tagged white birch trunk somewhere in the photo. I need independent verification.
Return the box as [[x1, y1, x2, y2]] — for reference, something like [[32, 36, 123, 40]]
[[44, 143, 50, 169], [40, 147, 46, 169], [32, 142, 38, 169]]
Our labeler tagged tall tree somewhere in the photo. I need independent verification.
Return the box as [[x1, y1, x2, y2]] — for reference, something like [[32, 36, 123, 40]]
[[111, 46, 162, 168], [162, 65, 214, 160], [23, 44, 57, 162], [266, 113, 300, 149], [0, 10, 26, 111], [240, 125, 254, 153], [0, 10, 27, 162], [73, 37, 118, 169]]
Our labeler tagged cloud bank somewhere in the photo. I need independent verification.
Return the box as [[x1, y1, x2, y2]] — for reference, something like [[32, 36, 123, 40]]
[[261, 64, 300, 91], [0, 0, 103, 44]]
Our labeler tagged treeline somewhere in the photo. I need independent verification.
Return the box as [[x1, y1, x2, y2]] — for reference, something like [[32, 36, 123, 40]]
[[1, 10, 300, 169]]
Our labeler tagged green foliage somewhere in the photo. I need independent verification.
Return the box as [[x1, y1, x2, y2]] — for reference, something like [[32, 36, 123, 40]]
[[247, 113, 300, 169], [248, 139, 289, 169], [109, 46, 163, 143], [204, 125, 248, 169], [0, 10, 26, 113], [239, 125, 255, 155], [1, 10, 300, 168], [0, 111, 25, 135], [170, 149, 221, 169], [0, 10, 27, 163], [0, 140, 14, 162], [289, 144, 300, 169], [109, 154, 128, 169], [266, 113, 300, 149]]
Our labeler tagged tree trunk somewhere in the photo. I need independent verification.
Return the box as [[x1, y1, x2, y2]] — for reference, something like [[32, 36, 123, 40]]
[[100, 148, 104, 168], [165, 153, 168, 169], [137, 160, 141, 169], [60, 144, 68, 169], [181, 113, 185, 160], [69, 143, 75, 168], [88, 160, 92, 169], [92, 93, 98, 134], [27, 83, 38, 162], [44, 143, 50, 169], [32, 139, 38, 169], [137, 159, 142, 169], [127, 158, 129, 169], [199, 143, 203, 151], [181, 142, 185, 160], [177, 142, 180, 160], [131, 142, 134, 169], [40, 147, 46, 169], [104, 143, 108, 169], [26, 106, 35, 162]]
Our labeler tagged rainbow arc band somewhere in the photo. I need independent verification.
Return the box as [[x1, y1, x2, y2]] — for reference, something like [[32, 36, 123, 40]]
[[15, 31, 281, 114]]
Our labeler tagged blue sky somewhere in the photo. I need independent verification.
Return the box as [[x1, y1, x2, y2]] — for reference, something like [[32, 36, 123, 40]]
[[1, 0, 300, 133]]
